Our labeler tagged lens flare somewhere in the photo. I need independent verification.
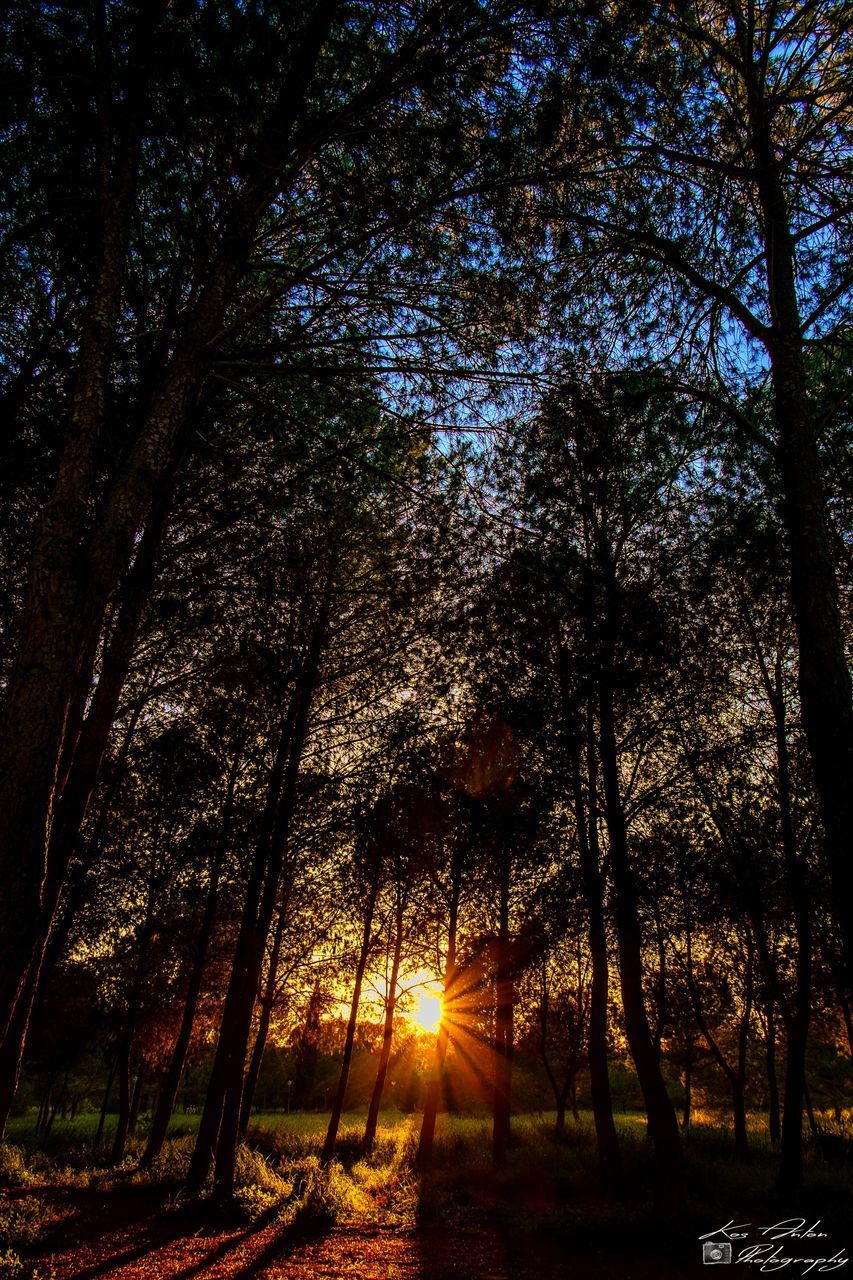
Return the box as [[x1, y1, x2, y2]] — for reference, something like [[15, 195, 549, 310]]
[[412, 989, 443, 1034]]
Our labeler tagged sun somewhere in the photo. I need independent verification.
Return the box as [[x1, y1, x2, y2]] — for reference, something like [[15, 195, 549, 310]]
[[411, 989, 443, 1035]]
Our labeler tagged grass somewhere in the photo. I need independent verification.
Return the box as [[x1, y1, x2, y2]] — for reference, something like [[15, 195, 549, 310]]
[[1, 1107, 851, 1277]]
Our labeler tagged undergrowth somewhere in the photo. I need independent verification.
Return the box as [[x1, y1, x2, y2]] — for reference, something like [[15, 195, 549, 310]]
[[1, 1107, 851, 1264], [0, 1191, 56, 1280]]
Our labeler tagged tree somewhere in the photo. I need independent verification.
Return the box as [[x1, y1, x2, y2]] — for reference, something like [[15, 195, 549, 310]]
[[519, 919, 591, 1134], [533, 0, 853, 984], [0, 0, 527, 1131]]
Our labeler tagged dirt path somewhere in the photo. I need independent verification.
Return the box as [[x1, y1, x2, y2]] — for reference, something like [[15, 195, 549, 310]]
[[25, 1186, 708, 1279], [45, 1225, 705, 1280]]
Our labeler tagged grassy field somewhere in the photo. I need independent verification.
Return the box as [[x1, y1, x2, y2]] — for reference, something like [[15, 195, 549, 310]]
[[1, 1102, 826, 1147], [1, 1110, 851, 1278]]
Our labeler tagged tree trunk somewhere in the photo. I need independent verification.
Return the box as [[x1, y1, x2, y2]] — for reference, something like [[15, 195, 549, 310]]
[[128, 1063, 146, 1137], [416, 843, 462, 1170], [0, 2, 339, 1096], [682, 1044, 692, 1131], [142, 741, 241, 1165], [772, 652, 812, 1194], [239, 897, 290, 1136], [187, 704, 299, 1192], [0, 485, 174, 1140], [35, 1078, 54, 1138], [111, 1043, 132, 1164], [0, 5, 155, 1042], [187, 589, 327, 1197], [321, 855, 382, 1165], [364, 898, 404, 1151], [803, 1080, 818, 1137], [743, 71, 853, 990], [95, 1056, 117, 1148], [839, 993, 853, 1059], [580, 703, 622, 1177], [772, 325, 853, 992], [492, 832, 513, 1170], [189, 932, 262, 1192], [539, 964, 567, 1136], [111, 856, 160, 1163], [558, 652, 622, 1179], [211, 606, 328, 1198], [765, 1008, 781, 1148], [598, 684, 682, 1190], [779, 1014, 811, 1193], [732, 940, 754, 1160], [44, 1073, 68, 1138], [732, 1081, 749, 1159], [568, 1078, 579, 1123], [652, 905, 667, 1058], [686, 921, 753, 1160]]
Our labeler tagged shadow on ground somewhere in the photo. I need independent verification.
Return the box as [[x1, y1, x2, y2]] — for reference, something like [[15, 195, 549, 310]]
[[27, 1183, 719, 1280]]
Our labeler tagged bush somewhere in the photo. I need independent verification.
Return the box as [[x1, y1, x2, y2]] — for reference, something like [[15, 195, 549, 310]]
[[141, 1135, 195, 1186], [0, 1250, 24, 1279], [233, 1146, 292, 1221], [0, 1196, 51, 1254], [0, 1149, 34, 1190]]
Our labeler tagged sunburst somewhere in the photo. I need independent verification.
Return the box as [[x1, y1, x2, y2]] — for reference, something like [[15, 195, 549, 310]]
[[411, 989, 443, 1034]]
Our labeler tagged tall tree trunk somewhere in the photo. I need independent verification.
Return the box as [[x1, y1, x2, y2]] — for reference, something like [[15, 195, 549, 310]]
[[743, 65, 853, 989], [189, 929, 260, 1192], [652, 905, 667, 1058], [239, 896, 290, 1136], [682, 1042, 692, 1131], [36, 1074, 57, 1137], [416, 843, 462, 1170], [211, 602, 329, 1199], [538, 962, 566, 1135], [128, 1063, 146, 1137], [803, 1081, 818, 1137], [111, 863, 159, 1164], [733, 940, 754, 1160], [142, 741, 242, 1165], [731, 1081, 749, 1159], [6, 705, 145, 1144], [0, 483, 174, 1139], [685, 914, 752, 1160], [0, 4, 155, 1039], [364, 898, 404, 1151], [598, 684, 682, 1189], [95, 1055, 117, 1148], [779, 1010, 811, 1193], [321, 854, 382, 1165], [0, 2, 339, 1085], [35, 1085, 49, 1138], [188, 614, 323, 1196], [765, 1008, 781, 1148], [44, 1073, 68, 1138], [771, 652, 812, 1194], [558, 648, 622, 1179], [568, 1078, 579, 1122], [111, 1043, 132, 1164], [581, 702, 622, 1177], [492, 831, 513, 1170]]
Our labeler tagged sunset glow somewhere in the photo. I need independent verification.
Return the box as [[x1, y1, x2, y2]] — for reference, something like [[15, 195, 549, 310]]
[[411, 989, 443, 1035]]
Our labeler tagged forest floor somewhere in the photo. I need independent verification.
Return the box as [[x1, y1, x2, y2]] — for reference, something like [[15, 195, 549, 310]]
[[2, 1112, 852, 1280]]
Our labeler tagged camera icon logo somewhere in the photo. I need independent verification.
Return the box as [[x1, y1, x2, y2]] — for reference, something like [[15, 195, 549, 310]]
[[703, 1242, 732, 1265]]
